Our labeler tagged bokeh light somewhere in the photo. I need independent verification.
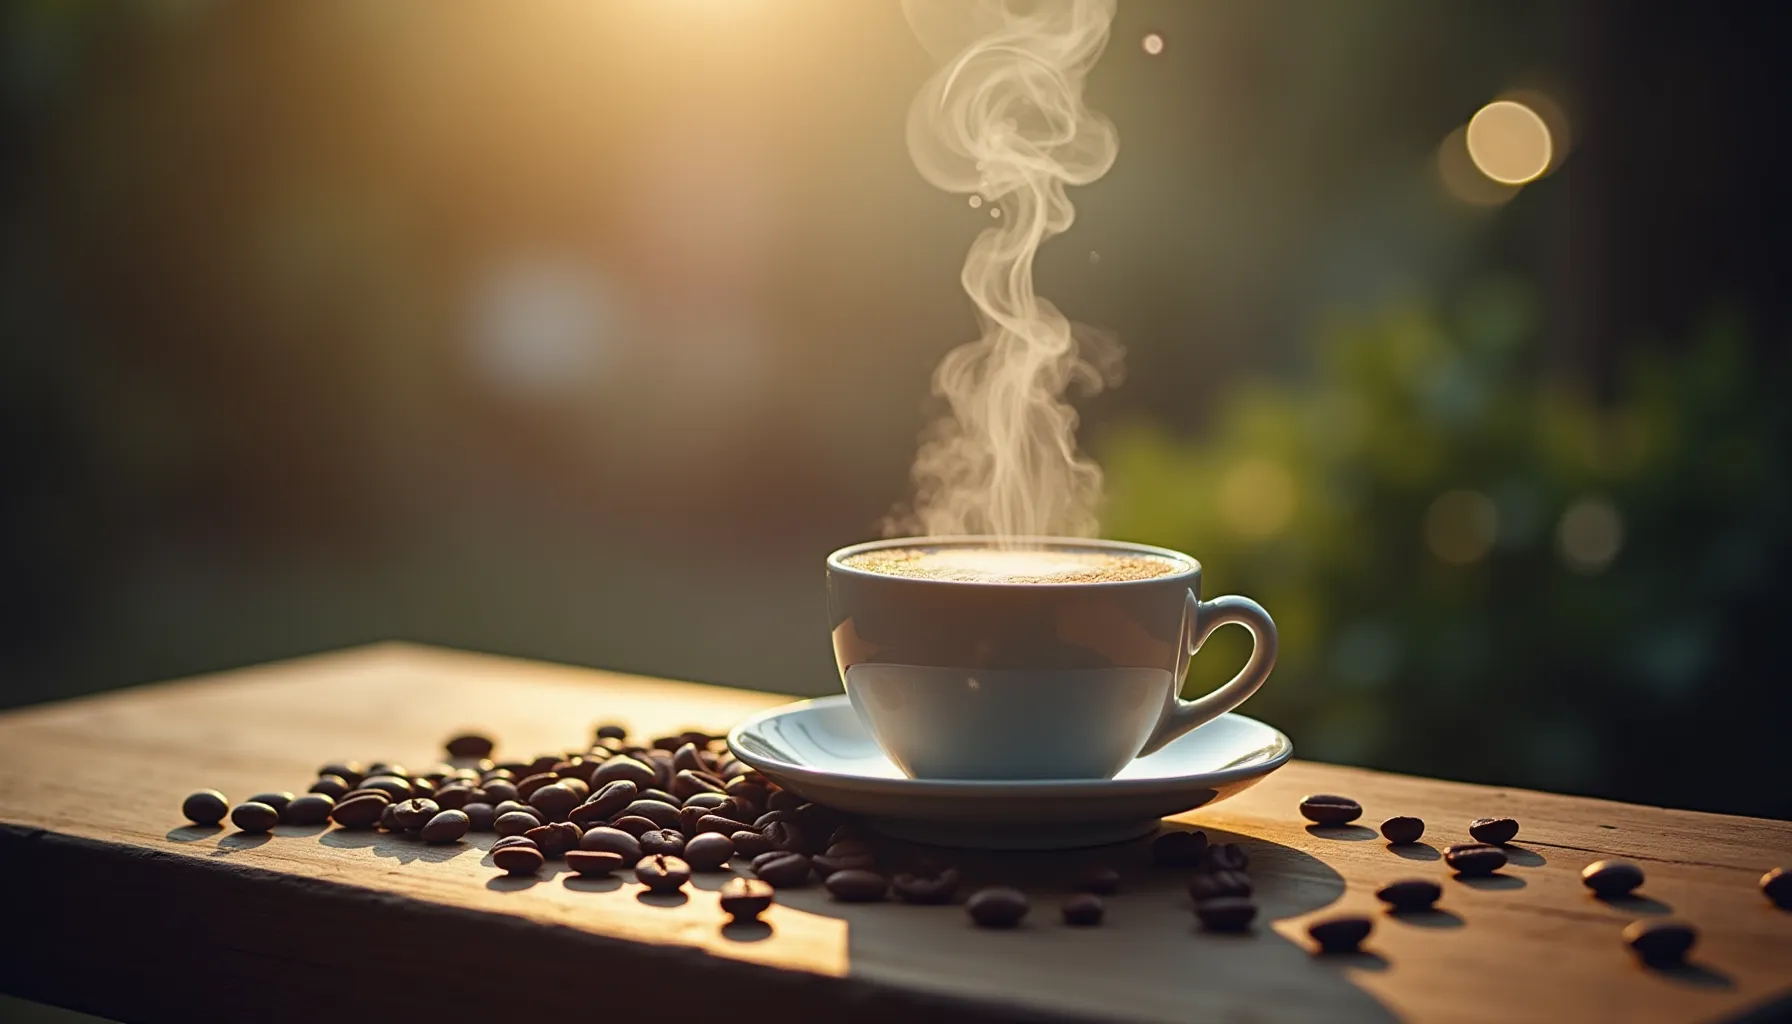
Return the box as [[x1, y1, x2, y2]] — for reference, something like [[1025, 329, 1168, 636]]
[[1142, 33, 1164, 56], [1558, 496, 1624, 574], [1466, 100, 1553, 185], [1437, 125, 1519, 207], [1425, 489, 1499, 564], [1219, 458, 1296, 540]]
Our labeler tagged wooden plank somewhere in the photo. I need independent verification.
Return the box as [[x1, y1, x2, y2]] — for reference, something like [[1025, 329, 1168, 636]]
[[0, 643, 1787, 1024]]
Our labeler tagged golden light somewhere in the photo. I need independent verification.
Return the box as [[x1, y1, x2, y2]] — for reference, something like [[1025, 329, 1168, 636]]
[[1558, 496, 1623, 574], [1425, 489, 1498, 565], [1219, 458, 1296, 540], [1466, 100, 1553, 185], [1437, 125, 1518, 207], [1142, 33, 1164, 56]]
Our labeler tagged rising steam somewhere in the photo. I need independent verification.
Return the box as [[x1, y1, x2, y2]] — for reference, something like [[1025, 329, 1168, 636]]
[[890, 0, 1121, 540]]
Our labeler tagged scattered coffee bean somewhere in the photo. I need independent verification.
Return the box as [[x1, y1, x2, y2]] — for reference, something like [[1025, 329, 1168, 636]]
[[1299, 794, 1363, 826], [495, 811, 541, 838], [684, 832, 734, 871], [1379, 816, 1424, 845], [619, 799, 682, 831], [494, 845, 545, 876], [524, 822, 583, 858], [1308, 915, 1373, 954], [230, 801, 280, 833], [966, 887, 1029, 928], [570, 780, 638, 825], [556, 777, 588, 801], [330, 793, 390, 829], [361, 776, 413, 801], [390, 798, 440, 831], [1761, 867, 1792, 909], [755, 811, 788, 829], [1188, 870, 1253, 901], [695, 814, 755, 837], [767, 789, 804, 813], [529, 783, 582, 821], [1076, 867, 1120, 895], [683, 792, 729, 812], [636, 854, 692, 893], [754, 852, 814, 888], [181, 790, 229, 826], [464, 803, 496, 832], [825, 869, 889, 902], [893, 867, 961, 905], [640, 787, 680, 808], [672, 769, 726, 801], [378, 803, 401, 831], [307, 776, 350, 800], [432, 784, 473, 811], [492, 800, 540, 823], [482, 780, 520, 805], [671, 742, 705, 775], [1194, 897, 1257, 932], [284, 793, 336, 825], [565, 850, 625, 876], [1624, 920, 1697, 966], [319, 762, 365, 787], [720, 877, 775, 922], [445, 733, 495, 760], [490, 835, 537, 852], [1468, 817, 1520, 845], [595, 723, 629, 741], [1206, 843, 1249, 871], [815, 841, 877, 875], [579, 826, 643, 865], [593, 756, 658, 790], [247, 792, 293, 815], [640, 829, 687, 858], [1376, 879, 1442, 912], [514, 772, 561, 803], [731, 830, 774, 858], [1151, 830, 1209, 867], [610, 815, 661, 838], [1444, 843, 1508, 877], [1582, 860, 1645, 898], [1062, 894, 1104, 926], [419, 809, 470, 843], [364, 763, 406, 779]]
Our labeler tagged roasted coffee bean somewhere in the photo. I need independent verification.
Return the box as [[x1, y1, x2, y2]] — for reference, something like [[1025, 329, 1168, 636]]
[[524, 822, 583, 858], [494, 845, 545, 876], [365, 763, 406, 779], [247, 792, 294, 815], [611, 815, 661, 838], [230, 802, 280, 833], [1624, 920, 1697, 966], [1761, 867, 1792, 909], [825, 869, 888, 903], [1380, 816, 1425, 845], [1076, 867, 1121, 895], [814, 839, 876, 875], [1206, 843, 1249, 872], [683, 792, 729, 811], [482, 780, 520, 805], [678, 804, 708, 836], [731, 830, 774, 858], [1309, 915, 1373, 954], [1151, 830, 1209, 867], [492, 800, 542, 823], [596, 723, 629, 741], [1582, 860, 1645, 898], [634, 785, 675, 807], [684, 832, 734, 871], [966, 887, 1029, 928], [754, 853, 814, 888], [361, 776, 413, 801], [565, 849, 625, 876], [755, 810, 788, 829], [579, 826, 644, 864], [571, 780, 638, 825], [752, 850, 790, 873], [181, 790, 229, 826], [1376, 879, 1442, 912], [307, 775, 351, 800], [593, 756, 658, 790], [893, 867, 961, 905], [720, 877, 775, 922], [421, 810, 470, 844], [695, 813, 756, 837], [764, 820, 823, 855], [619, 799, 682, 831], [727, 780, 770, 809], [490, 835, 538, 853], [445, 733, 496, 760], [284, 793, 336, 825], [495, 811, 541, 838], [390, 798, 440, 831], [721, 761, 757, 781], [1062, 894, 1104, 926], [529, 783, 582, 821], [672, 769, 726, 801], [636, 854, 692, 893], [672, 742, 706, 775], [524, 755, 562, 778], [767, 789, 804, 813], [514, 772, 561, 802], [557, 777, 588, 801], [1188, 870, 1253, 901], [463, 802, 497, 832], [558, 759, 603, 787], [1468, 817, 1520, 845], [331, 793, 390, 829], [378, 803, 402, 831], [1194, 897, 1257, 932], [1299, 794, 1363, 825], [432, 784, 473, 811], [1444, 843, 1508, 877], [640, 829, 686, 858], [319, 762, 365, 787]]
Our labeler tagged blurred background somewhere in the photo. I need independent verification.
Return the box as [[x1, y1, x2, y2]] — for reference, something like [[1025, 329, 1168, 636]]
[[3, 0, 1788, 818]]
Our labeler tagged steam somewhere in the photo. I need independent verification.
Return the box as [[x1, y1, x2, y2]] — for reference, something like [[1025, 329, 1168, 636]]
[[891, 0, 1121, 540]]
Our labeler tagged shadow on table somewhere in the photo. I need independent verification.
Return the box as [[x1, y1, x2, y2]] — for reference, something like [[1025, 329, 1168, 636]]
[[320, 827, 476, 866], [1650, 960, 1735, 990]]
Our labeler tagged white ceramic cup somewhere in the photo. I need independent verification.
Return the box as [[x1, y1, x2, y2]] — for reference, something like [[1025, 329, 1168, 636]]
[[827, 536, 1278, 780]]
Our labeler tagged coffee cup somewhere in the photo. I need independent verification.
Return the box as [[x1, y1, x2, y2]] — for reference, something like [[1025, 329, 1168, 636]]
[[827, 536, 1277, 780]]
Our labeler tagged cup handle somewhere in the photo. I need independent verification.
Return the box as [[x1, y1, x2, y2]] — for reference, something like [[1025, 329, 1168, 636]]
[[1137, 591, 1278, 757]]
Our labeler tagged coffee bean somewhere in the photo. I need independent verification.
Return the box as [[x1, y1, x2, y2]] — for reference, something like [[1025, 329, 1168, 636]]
[[636, 854, 691, 893], [1582, 860, 1645, 898], [230, 802, 280, 833], [639, 787, 680, 807], [490, 835, 537, 853], [1308, 915, 1373, 954], [514, 772, 561, 802], [1379, 816, 1425, 845], [728, 780, 770, 809], [720, 877, 775, 922], [1469, 817, 1520, 845], [529, 783, 582, 821], [1151, 830, 1208, 867], [594, 756, 657, 790], [492, 800, 540, 823], [570, 780, 639, 825], [1076, 867, 1120, 895], [433, 784, 473, 811], [893, 867, 961, 905], [181, 790, 229, 826], [1206, 843, 1249, 872], [731, 830, 774, 858], [678, 804, 707, 836], [365, 763, 407, 779], [670, 742, 704, 774], [494, 845, 545, 876], [824, 869, 888, 903], [319, 762, 365, 787], [361, 776, 413, 801], [751, 850, 788, 873], [463, 802, 496, 832], [764, 820, 823, 855], [482, 780, 520, 806], [378, 803, 401, 831], [618, 799, 682, 831], [640, 829, 686, 858], [611, 815, 661, 838], [966, 887, 1029, 928], [1376, 879, 1442, 912], [557, 850, 620, 877], [579, 826, 644, 865], [695, 813, 756, 837], [1299, 794, 1362, 825], [284, 793, 336, 825], [330, 793, 390, 829], [755, 810, 788, 829], [1764, 867, 1792, 909], [814, 840, 877, 875], [1624, 920, 1697, 966], [767, 790, 804, 813], [684, 832, 734, 871], [306, 775, 350, 800], [421, 809, 470, 844], [495, 811, 541, 838], [445, 733, 496, 760], [683, 792, 729, 811], [524, 822, 583, 858], [1062, 894, 1104, 926], [754, 853, 814, 888], [1194, 897, 1257, 932], [390, 798, 440, 831], [596, 723, 629, 741], [672, 769, 726, 802], [556, 777, 588, 800], [1188, 870, 1253, 901], [1444, 843, 1508, 877], [524, 755, 562, 778]]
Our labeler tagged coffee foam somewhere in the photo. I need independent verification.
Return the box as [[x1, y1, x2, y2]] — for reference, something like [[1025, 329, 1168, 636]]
[[843, 546, 1183, 584]]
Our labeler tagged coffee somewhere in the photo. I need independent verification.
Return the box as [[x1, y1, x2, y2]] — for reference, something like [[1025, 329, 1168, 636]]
[[842, 545, 1184, 584]]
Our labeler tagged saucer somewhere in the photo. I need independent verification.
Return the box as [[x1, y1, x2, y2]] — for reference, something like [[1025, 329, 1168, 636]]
[[727, 695, 1293, 850]]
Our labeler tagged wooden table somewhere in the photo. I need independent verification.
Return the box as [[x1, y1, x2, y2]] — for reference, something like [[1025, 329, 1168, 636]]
[[1, 644, 1787, 1023]]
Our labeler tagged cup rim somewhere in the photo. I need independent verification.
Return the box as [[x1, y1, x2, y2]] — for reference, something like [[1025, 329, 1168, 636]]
[[826, 535, 1200, 588]]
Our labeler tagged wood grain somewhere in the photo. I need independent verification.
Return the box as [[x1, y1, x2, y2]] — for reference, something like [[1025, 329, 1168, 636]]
[[0, 643, 1787, 1023]]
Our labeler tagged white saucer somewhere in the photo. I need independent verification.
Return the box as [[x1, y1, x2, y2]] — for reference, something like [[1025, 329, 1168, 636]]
[[727, 695, 1293, 850]]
